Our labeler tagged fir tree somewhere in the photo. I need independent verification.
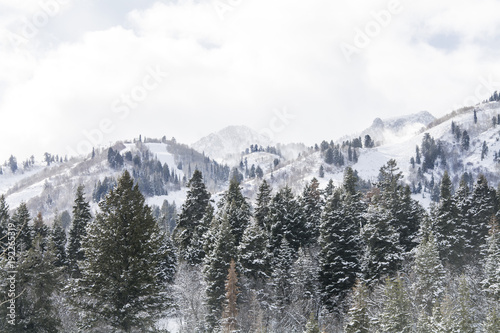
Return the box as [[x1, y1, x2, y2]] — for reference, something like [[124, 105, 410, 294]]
[[361, 205, 403, 285], [319, 185, 363, 310], [433, 171, 460, 264], [300, 178, 323, 245], [269, 186, 306, 253], [466, 174, 496, 260], [67, 185, 92, 277], [217, 177, 251, 248], [9, 236, 62, 332], [204, 214, 237, 331], [413, 229, 445, 314], [173, 169, 211, 264], [76, 171, 168, 332], [157, 233, 177, 285], [344, 280, 370, 333], [483, 218, 500, 299], [461, 130, 470, 151], [0, 195, 10, 247], [254, 180, 272, 233], [238, 219, 270, 282], [51, 212, 67, 268], [379, 275, 411, 333], [455, 275, 475, 333], [11, 203, 32, 253]]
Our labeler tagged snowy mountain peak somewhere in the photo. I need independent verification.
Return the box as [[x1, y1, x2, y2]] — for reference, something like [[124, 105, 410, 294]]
[[361, 111, 436, 146], [191, 125, 273, 162]]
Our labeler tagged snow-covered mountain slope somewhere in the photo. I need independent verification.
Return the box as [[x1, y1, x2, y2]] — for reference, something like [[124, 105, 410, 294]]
[[191, 125, 273, 163], [355, 110, 436, 146]]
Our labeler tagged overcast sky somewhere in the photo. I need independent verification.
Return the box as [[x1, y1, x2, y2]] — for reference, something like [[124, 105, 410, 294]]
[[1, 0, 500, 162]]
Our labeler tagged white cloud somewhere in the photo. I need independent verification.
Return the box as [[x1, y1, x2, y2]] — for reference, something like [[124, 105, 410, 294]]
[[1, 0, 500, 162]]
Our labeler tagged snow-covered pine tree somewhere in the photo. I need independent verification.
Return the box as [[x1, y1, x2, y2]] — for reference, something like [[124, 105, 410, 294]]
[[452, 175, 472, 267], [173, 169, 211, 265], [51, 212, 67, 268], [300, 178, 323, 245], [254, 180, 272, 233], [204, 213, 237, 331], [269, 186, 306, 253], [379, 275, 411, 333], [76, 171, 168, 332], [413, 228, 445, 314], [238, 219, 271, 283], [483, 218, 500, 300], [466, 174, 496, 260], [319, 171, 364, 310], [344, 279, 370, 333], [217, 177, 252, 247], [433, 170, 461, 264], [361, 205, 403, 286], [67, 184, 92, 277], [11, 202, 32, 254], [157, 232, 177, 285]]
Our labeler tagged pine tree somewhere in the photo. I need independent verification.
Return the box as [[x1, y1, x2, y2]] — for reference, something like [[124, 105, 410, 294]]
[[9, 236, 62, 332], [76, 170, 168, 332], [379, 275, 411, 333], [301, 178, 323, 245], [361, 205, 403, 285], [413, 228, 445, 314], [344, 280, 370, 333], [455, 275, 475, 333], [51, 212, 67, 268], [222, 259, 239, 333], [483, 218, 500, 299], [11, 203, 32, 253], [157, 233, 177, 285], [204, 214, 237, 331], [433, 171, 460, 264], [269, 186, 306, 253], [466, 174, 496, 260], [217, 177, 251, 247], [254, 180, 272, 233], [238, 219, 270, 282], [32, 212, 49, 251], [319, 185, 363, 310], [461, 130, 470, 151], [67, 185, 92, 277], [173, 169, 211, 264]]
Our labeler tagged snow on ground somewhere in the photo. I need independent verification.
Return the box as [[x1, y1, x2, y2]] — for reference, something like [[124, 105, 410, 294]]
[[146, 188, 188, 208]]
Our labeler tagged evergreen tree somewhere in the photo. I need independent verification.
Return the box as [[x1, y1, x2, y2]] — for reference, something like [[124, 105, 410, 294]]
[[67, 185, 92, 278], [466, 174, 496, 260], [324, 147, 334, 165], [319, 185, 363, 310], [238, 219, 270, 282], [76, 171, 168, 332], [324, 178, 335, 198], [413, 229, 445, 314], [254, 180, 272, 233], [300, 178, 323, 245], [269, 186, 306, 253], [379, 275, 411, 333], [217, 177, 251, 247], [173, 170, 211, 264], [483, 218, 500, 299], [433, 171, 461, 264], [11, 203, 32, 253], [344, 280, 370, 333], [455, 275, 475, 333], [361, 205, 403, 285], [51, 212, 67, 268], [461, 130, 470, 151], [157, 233, 177, 285], [204, 214, 237, 331], [319, 165, 325, 178]]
